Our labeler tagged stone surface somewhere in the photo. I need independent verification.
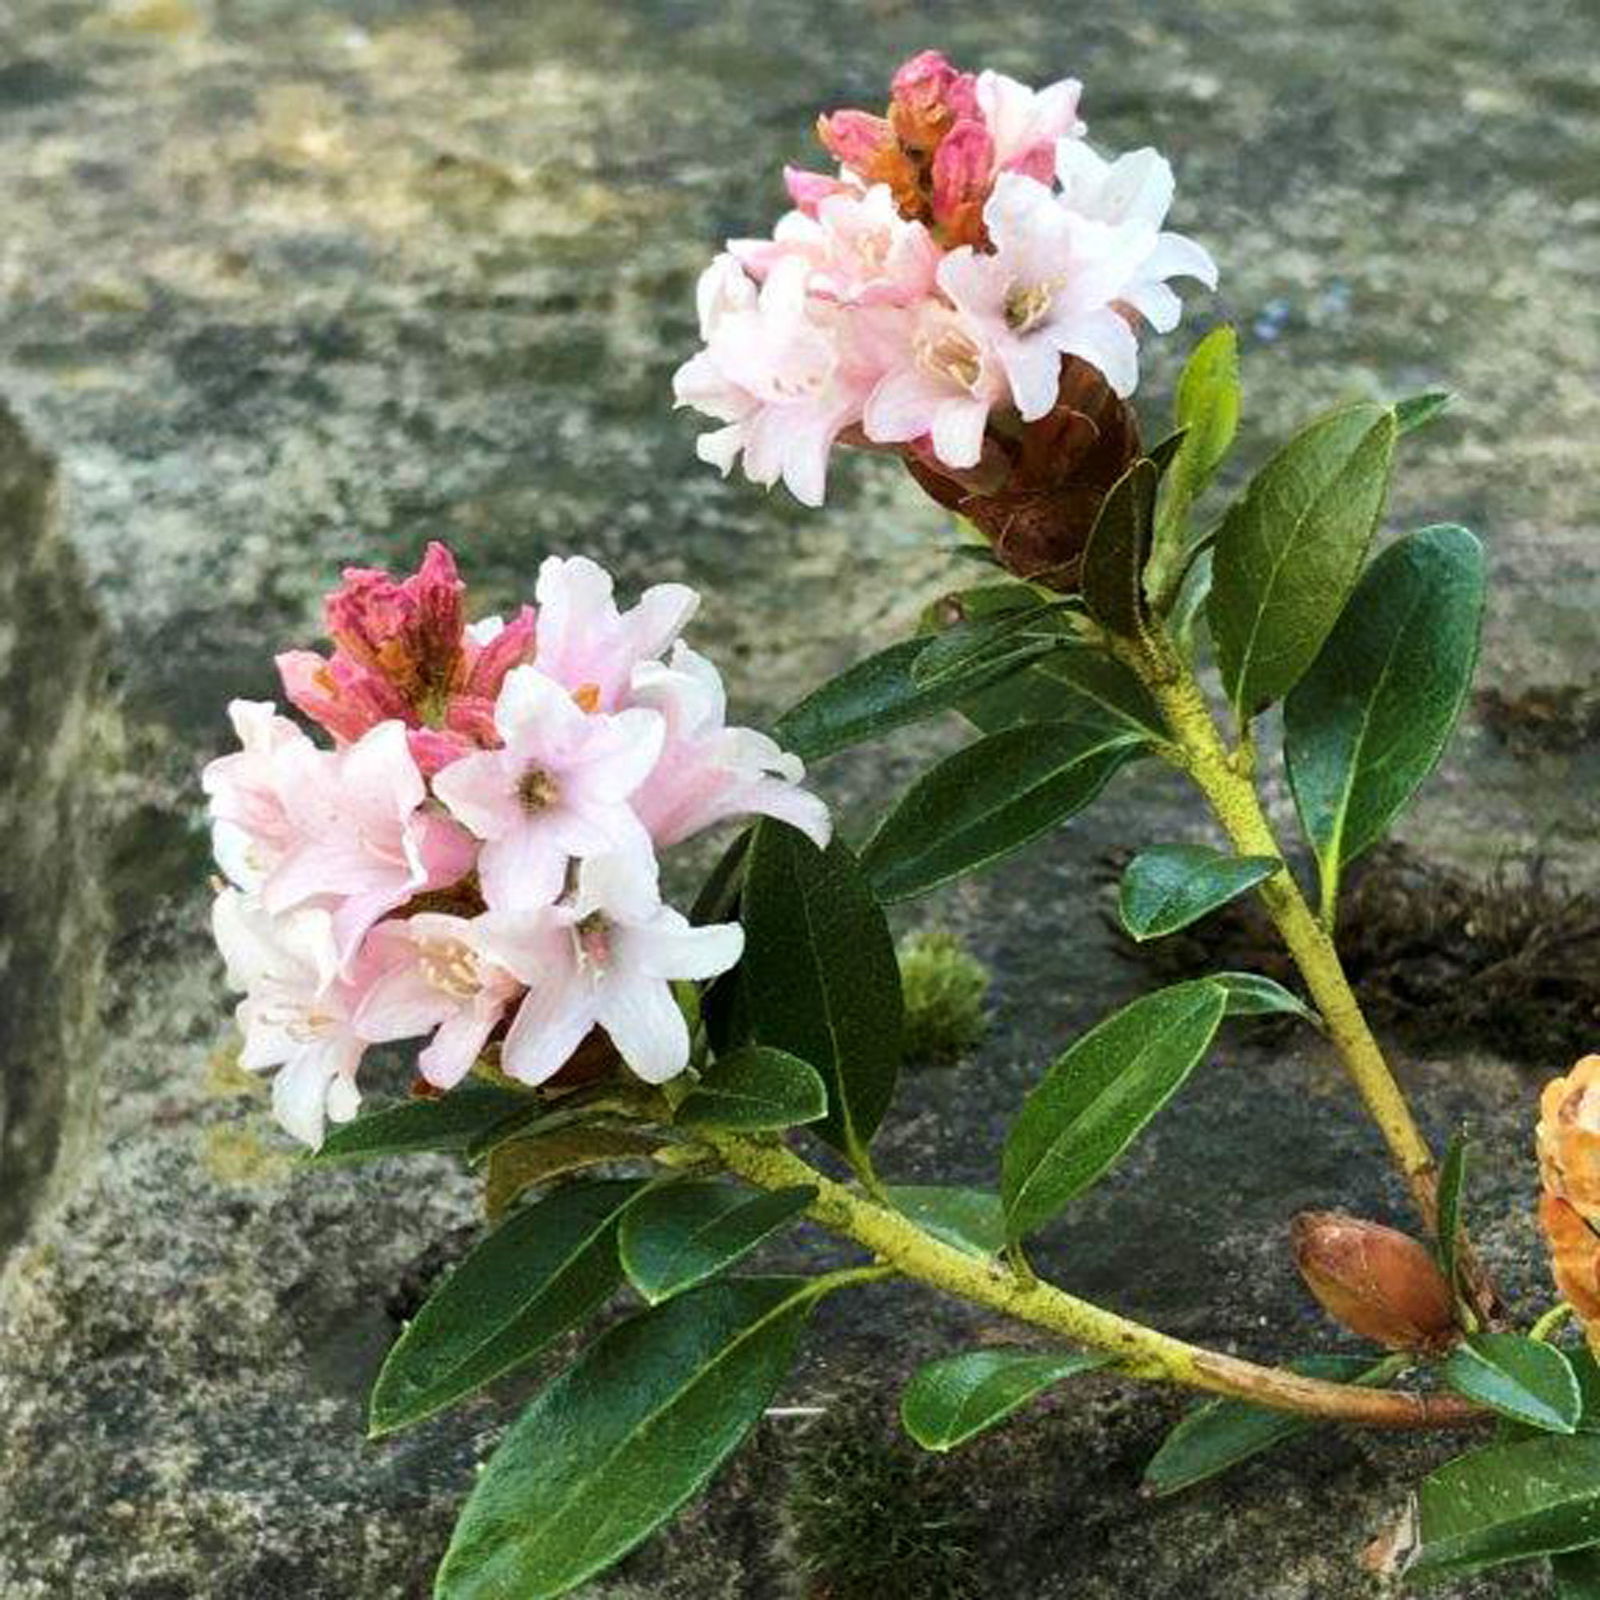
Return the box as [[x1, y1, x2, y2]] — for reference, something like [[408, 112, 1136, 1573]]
[[0, 0, 1597, 1595]]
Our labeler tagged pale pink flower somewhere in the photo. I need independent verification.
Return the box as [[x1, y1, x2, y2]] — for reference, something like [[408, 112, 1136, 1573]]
[[355, 914, 524, 1089], [250, 718, 475, 971], [672, 253, 880, 507], [479, 855, 744, 1086], [628, 643, 832, 850], [861, 298, 1008, 469], [783, 164, 855, 216], [532, 555, 698, 712], [212, 889, 369, 1149], [431, 666, 664, 913], [1054, 141, 1218, 335], [732, 185, 939, 308], [976, 69, 1086, 181], [202, 700, 313, 892]]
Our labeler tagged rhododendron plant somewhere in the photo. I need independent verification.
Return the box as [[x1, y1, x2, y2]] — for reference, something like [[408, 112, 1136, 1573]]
[[207, 50, 1596, 1600]]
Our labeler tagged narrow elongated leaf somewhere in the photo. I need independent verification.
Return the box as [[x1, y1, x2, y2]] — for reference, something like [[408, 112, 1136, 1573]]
[[619, 1182, 815, 1303], [1118, 845, 1279, 941], [1156, 325, 1241, 561], [1435, 1129, 1470, 1297], [741, 824, 901, 1161], [484, 1128, 659, 1221], [690, 827, 751, 926], [676, 1045, 828, 1132], [1553, 1546, 1600, 1597], [1443, 1334, 1580, 1434], [901, 1349, 1111, 1451], [312, 1084, 535, 1163], [888, 1186, 1007, 1257], [1143, 1354, 1381, 1495], [1082, 460, 1158, 638], [1285, 524, 1485, 905], [369, 1179, 641, 1437], [862, 720, 1146, 902], [1211, 971, 1319, 1024], [1411, 1435, 1600, 1583], [1209, 402, 1397, 715], [961, 645, 1167, 739], [1002, 980, 1227, 1241], [1396, 390, 1451, 434], [910, 599, 1062, 687], [433, 1278, 815, 1600]]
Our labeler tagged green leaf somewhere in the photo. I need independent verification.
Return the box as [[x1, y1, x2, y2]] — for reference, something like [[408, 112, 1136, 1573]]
[[1081, 460, 1158, 638], [1553, 1545, 1600, 1597], [689, 827, 751, 926], [1395, 390, 1451, 434], [774, 632, 1048, 763], [741, 824, 901, 1162], [1443, 1334, 1580, 1434], [1209, 401, 1397, 715], [862, 720, 1146, 902], [901, 1348, 1111, 1451], [1118, 844, 1279, 941], [619, 1182, 815, 1304], [676, 1045, 828, 1132], [1159, 325, 1241, 546], [1411, 1435, 1600, 1584], [1435, 1129, 1470, 1297], [1210, 971, 1319, 1024], [1143, 1354, 1382, 1495], [963, 644, 1167, 740], [909, 599, 1063, 689], [369, 1179, 640, 1437], [311, 1084, 536, 1163], [433, 1278, 814, 1600], [483, 1128, 659, 1221], [887, 1186, 1007, 1257], [1001, 980, 1228, 1241], [1284, 524, 1486, 908]]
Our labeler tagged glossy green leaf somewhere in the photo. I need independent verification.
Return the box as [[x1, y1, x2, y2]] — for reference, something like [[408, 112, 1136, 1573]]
[[1395, 390, 1451, 434], [1443, 1334, 1580, 1434], [676, 1045, 828, 1132], [1211, 971, 1319, 1024], [1001, 980, 1228, 1241], [1118, 845, 1279, 941], [1410, 1435, 1600, 1584], [1143, 1354, 1381, 1495], [1082, 459, 1158, 638], [962, 644, 1167, 740], [901, 1348, 1111, 1451], [862, 720, 1146, 902], [909, 598, 1063, 688], [1161, 325, 1241, 540], [619, 1182, 815, 1304], [1209, 402, 1397, 715], [369, 1179, 640, 1437], [1552, 1545, 1600, 1597], [689, 827, 751, 926], [433, 1278, 814, 1600], [1285, 524, 1485, 906], [311, 1083, 535, 1163], [483, 1128, 659, 1221], [1435, 1129, 1470, 1298], [741, 824, 901, 1162], [888, 1186, 1007, 1257]]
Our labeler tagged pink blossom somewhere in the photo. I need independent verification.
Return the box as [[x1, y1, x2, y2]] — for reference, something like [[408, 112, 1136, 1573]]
[[202, 700, 314, 892], [672, 254, 881, 507], [782, 164, 854, 217], [354, 913, 524, 1089], [478, 855, 744, 1086], [430, 666, 664, 913], [891, 50, 980, 130], [628, 643, 833, 850], [532, 555, 698, 712], [816, 108, 894, 173], [929, 119, 995, 241], [976, 69, 1086, 180], [212, 889, 370, 1148]]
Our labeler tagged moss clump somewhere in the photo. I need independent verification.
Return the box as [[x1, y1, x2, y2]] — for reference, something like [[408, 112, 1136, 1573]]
[[897, 930, 990, 1067], [787, 1407, 979, 1600]]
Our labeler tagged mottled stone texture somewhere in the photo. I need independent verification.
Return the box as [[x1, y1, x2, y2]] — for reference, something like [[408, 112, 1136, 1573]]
[[0, 403, 104, 1265], [0, 0, 1596, 1594]]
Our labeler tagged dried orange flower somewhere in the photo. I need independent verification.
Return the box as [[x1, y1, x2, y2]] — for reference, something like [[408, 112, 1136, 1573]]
[[1537, 1055, 1600, 1346]]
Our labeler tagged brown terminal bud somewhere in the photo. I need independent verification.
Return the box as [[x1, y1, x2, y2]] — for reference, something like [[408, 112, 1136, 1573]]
[[1291, 1211, 1460, 1355]]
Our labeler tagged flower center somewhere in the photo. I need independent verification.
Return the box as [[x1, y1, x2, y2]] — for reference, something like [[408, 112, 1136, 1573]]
[[517, 764, 561, 814], [417, 937, 479, 1000], [575, 911, 612, 971], [916, 320, 983, 391], [1003, 281, 1053, 334]]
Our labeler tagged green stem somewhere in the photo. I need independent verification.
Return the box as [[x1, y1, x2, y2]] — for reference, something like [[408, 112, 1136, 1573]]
[[707, 1132, 1482, 1430], [1531, 1302, 1575, 1343]]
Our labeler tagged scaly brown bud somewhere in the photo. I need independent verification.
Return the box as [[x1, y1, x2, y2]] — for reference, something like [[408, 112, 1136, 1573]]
[[1291, 1211, 1460, 1355], [1537, 1057, 1600, 1354]]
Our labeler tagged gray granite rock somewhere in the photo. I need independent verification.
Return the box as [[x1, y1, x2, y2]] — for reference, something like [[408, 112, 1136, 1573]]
[[1, 0, 1597, 1594]]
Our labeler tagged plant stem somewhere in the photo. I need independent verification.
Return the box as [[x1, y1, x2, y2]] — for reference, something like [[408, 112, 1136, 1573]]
[[709, 1131, 1481, 1429]]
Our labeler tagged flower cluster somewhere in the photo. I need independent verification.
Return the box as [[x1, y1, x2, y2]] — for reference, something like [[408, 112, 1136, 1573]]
[[203, 544, 829, 1148], [1538, 1055, 1600, 1349], [673, 49, 1216, 507]]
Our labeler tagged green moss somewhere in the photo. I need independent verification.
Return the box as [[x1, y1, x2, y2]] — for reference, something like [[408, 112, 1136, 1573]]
[[897, 931, 990, 1067], [787, 1407, 979, 1600]]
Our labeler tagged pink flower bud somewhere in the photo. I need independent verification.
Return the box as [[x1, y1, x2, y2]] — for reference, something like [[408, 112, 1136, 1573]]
[[815, 109, 893, 174], [930, 118, 996, 245], [890, 50, 979, 149]]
